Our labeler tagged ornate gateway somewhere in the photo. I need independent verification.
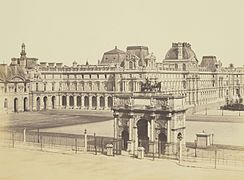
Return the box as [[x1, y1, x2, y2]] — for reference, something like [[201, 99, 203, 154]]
[[113, 92, 187, 156]]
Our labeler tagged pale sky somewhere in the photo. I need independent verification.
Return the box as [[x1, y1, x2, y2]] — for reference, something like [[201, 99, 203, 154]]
[[0, 0, 244, 66]]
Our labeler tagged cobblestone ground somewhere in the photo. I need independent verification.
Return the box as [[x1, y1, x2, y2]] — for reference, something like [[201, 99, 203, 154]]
[[1, 146, 244, 180]]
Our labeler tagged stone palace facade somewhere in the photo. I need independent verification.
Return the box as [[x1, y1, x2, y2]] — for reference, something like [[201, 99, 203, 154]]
[[0, 42, 243, 113]]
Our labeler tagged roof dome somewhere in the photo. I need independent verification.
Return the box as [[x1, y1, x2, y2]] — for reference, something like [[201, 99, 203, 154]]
[[165, 42, 197, 60]]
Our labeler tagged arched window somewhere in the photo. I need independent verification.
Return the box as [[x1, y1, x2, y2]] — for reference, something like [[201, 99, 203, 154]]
[[183, 64, 186, 71], [175, 64, 178, 70], [92, 96, 97, 107], [69, 96, 74, 106], [84, 96, 89, 107], [36, 83, 39, 91], [100, 96, 105, 107], [108, 96, 113, 108], [62, 96, 67, 106], [4, 98, 8, 108], [77, 96, 81, 107]]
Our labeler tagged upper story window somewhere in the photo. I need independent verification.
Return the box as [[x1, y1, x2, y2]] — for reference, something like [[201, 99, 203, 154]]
[[52, 82, 55, 91], [44, 83, 47, 91], [129, 61, 133, 69], [4, 98, 8, 108], [24, 83, 27, 92], [36, 83, 38, 91], [14, 83, 17, 92]]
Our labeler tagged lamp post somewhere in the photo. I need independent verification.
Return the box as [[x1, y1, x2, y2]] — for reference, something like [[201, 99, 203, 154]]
[[212, 133, 214, 145]]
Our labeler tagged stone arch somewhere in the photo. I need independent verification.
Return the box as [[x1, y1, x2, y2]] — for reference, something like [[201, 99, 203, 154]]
[[51, 96, 55, 109], [62, 96, 67, 107], [14, 98, 18, 112], [121, 129, 129, 150], [43, 96, 47, 111], [92, 96, 97, 107], [84, 96, 89, 107], [158, 131, 167, 154], [108, 96, 113, 108], [100, 96, 105, 107], [36, 97, 40, 111], [137, 119, 149, 152], [24, 97, 28, 112]]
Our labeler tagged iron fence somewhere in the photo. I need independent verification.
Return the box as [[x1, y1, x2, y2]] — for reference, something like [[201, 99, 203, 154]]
[[0, 129, 122, 155]]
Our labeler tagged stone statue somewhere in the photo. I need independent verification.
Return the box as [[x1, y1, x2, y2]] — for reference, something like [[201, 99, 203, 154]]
[[141, 78, 161, 92]]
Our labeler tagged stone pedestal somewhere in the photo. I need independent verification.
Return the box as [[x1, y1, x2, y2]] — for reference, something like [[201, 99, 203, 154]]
[[196, 132, 211, 148], [137, 147, 145, 159], [127, 140, 133, 154], [106, 144, 114, 156], [149, 141, 155, 153]]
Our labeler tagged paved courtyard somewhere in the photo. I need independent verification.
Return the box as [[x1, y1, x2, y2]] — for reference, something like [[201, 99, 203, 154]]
[[1, 146, 244, 180], [1, 110, 113, 130]]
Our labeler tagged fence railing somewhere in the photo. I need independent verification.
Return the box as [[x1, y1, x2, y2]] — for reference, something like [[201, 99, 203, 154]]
[[0, 129, 121, 155], [1, 129, 244, 170]]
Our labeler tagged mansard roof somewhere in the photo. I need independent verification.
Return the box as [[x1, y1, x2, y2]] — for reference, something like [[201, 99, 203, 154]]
[[104, 46, 126, 55], [101, 46, 126, 65]]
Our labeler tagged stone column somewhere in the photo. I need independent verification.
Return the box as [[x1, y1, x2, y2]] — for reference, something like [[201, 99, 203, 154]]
[[40, 96, 44, 110], [54, 96, 58, 109], [127, 112, 134, 153], [113, 112, 119, 139], [149, 113, 156, 153], [147, 121, 151, 140], [134, 126, 138, 155], [81, 95, 84, 109], [66, 95, 69, 109], [104, 95, 108, 109], [88, 95, 92, 110], [97, 96, 100, 110], [74, 95, 77, 109], [123, 81, 126, 92], [57, 95, 61, 109], [47, 96, 52, 110], [167, 120, 171, 143], [32, 95, 36, 111]]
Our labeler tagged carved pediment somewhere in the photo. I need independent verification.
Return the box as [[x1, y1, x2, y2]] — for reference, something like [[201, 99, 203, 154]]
[[8, 76, 25, 82]]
